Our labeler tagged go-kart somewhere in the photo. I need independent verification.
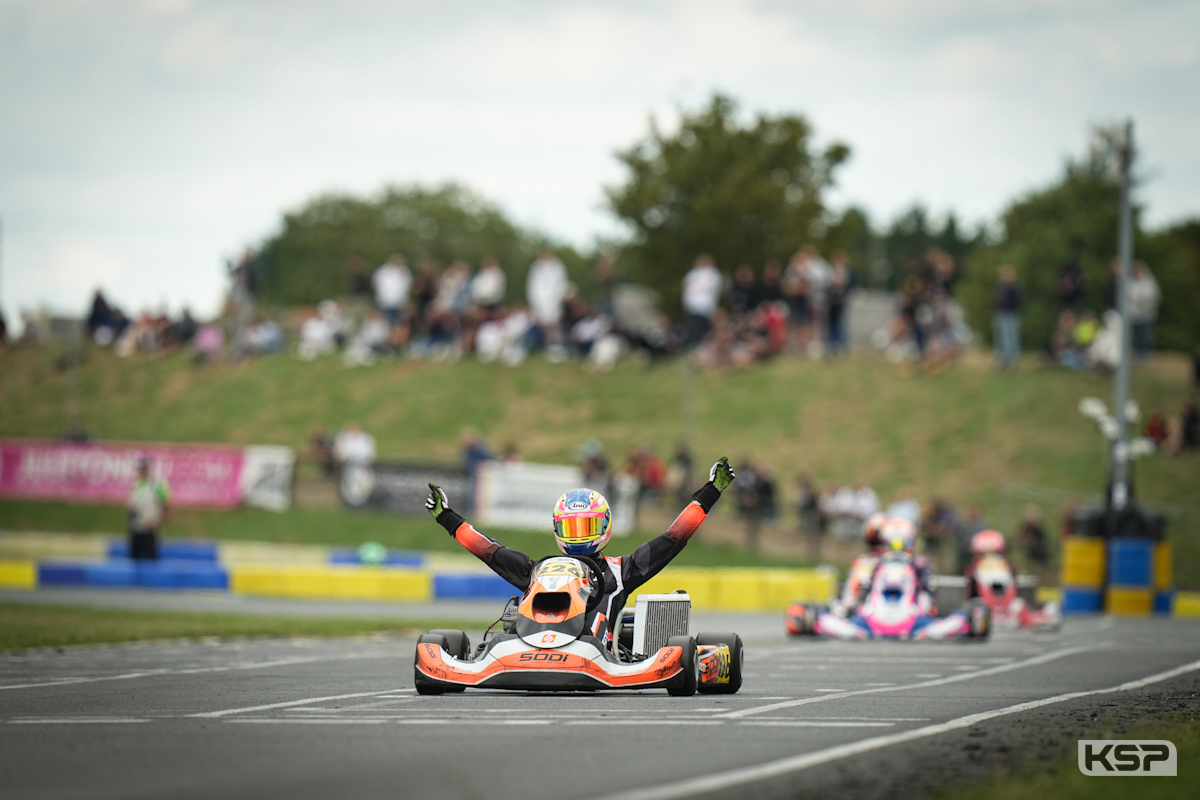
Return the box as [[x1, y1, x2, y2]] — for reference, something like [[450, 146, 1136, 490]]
[[962, 554, 1062, 631], [786, 553, 990, 641], [413, 556, 743, 695]]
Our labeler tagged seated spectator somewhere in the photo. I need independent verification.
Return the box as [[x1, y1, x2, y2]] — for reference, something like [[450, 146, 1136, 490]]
[[307, 426, 335, 478], [1087, 310, 1122, 371], [297, 300, 348, 360], [192, 323, 223, 363], [1145, 409, 1168, 449], [343, 311, 391, 366]]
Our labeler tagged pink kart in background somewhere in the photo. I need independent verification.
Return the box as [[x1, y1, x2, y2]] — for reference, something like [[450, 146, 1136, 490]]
[[787, 553, 990, 641], [966, 553, 1062, 631]]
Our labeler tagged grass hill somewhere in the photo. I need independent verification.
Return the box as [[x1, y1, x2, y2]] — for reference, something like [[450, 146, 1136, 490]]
[[1, 345, 1196, 582]]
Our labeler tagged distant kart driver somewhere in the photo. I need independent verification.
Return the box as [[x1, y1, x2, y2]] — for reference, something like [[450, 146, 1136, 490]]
[[831, 511, 887, 616], [424, 457, 736, 652], [963, 529, 1010, 601]]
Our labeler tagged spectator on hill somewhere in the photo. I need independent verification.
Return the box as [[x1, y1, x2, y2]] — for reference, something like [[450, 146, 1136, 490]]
[[666, 444, 694, 512], [1128, 260, 1161, 362], [228, 249, 256, 357], [1193, 344, 1200, 392], [782, 251, 813, 351], [826, 250, 852, 356], [471, 257, 506, 319], [1017, 506, 1049, 568], [761, 259, 783, 305], [922, 498, 958, 571], [373, 254, 411, 330], [307, 426, 335, 479], [681, 255, 722, 348], [461, 428, 494, 473], [581, 438, 612, 497], [0, 308, 8, 353], [127, 456, 170, 561], [801, 246, 831, 355], [1145, 409, 1168, 449], [993, 264, 1022, 369], [1182, 401, 1200, 451], [192, 323, 223, 364], [345, 255, 373, 327], [527, 249, 568, 357], [333, 423, 376, 470], [1056, 259, 1088, 312], [886, 490, 922, 525], [594, 254, 618, 317], [729, 264, 759, 319], [792, 474, 822, 557]]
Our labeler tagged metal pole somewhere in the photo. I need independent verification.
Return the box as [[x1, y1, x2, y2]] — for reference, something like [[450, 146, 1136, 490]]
[[1111, 120, 1135, 511]]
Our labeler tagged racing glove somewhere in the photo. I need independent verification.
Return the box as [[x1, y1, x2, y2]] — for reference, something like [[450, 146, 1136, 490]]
[[425, 483, 450, 519], [709, 457, 736, 493]]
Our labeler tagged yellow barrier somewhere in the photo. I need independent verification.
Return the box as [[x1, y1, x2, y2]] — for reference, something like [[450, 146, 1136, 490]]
[[0, 559, 37, 589], [1176, 592, 1200, 619], [1106, 586, 1153, 616], [1154, 542, 1173, 591], [628, 568, 835, 611], [218, 541, 331, 566], [1036, 586, 1062, 605], [1061, 538, 1105, 587], [0, 532, 110, 561], [230, 566, 431, 601]]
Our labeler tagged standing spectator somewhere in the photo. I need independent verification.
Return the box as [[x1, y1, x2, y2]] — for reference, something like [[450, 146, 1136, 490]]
[[306, 426, 335, 479], [1127, 260, 1161, 362], [666, 444, 694, 512], [127, 457, 170, 561], [372, 254, 412, 331], [761, 259, 783, 304], [802, 245, 831, 356], [1182, 401, 1200, 451], [1055, 259, 1088, 312], [921, 498, 959, 572], [681, 255, 722, 348], [227, 250, 256, 358], [460, 428, 494, 473], [782, 251, 812, 350], [1017, 506, 1049, 570], [1145, 410, 1168, 449], [594, 254, 618, 317], [993, 264, 1022, 369], [825, 250, 852, 356], [0, 308, 8, 353], [345, 255, 373, 327], [1193, 344, 1200, 393], [471, 257, 507, 319], [333, 423, 376, 470], [526, 249, 568, 355], [793, 474, 822, 558], [729, 264, 759, 319]]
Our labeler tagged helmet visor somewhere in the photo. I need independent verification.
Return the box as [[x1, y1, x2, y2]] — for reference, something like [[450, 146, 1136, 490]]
[[556, 515, 604, 542]]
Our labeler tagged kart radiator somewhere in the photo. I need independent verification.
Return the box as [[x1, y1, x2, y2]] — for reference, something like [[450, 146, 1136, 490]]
[[632, 593, 691, 656]]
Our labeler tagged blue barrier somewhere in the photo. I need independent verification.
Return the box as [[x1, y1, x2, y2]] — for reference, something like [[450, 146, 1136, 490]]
[[1108, 538, 1153, 587], [1061, 586, 1104, 613], [108, 540, 220, 562], [38, 562, 88, 586], [1155, 590, 1175, 615], [434, 573, 515, 601], [329, 549, 425, 568]]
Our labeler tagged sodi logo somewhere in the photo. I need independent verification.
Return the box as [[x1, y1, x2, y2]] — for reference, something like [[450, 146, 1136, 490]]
[[1078, 740, 1177, 776]]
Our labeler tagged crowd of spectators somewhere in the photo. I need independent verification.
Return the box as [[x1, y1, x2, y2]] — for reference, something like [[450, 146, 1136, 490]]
[[869, 248, 970, 369]]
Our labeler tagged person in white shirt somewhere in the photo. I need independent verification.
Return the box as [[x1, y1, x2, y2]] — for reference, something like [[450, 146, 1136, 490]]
[[372, 255, 412, 329], [1127, 260, 1161, 362], [471, 257, 507, 318], [334, 423, 376, 467], [682, 255, 722, 347], [127, 457, 171, 561], [526, 250, 568, 350]]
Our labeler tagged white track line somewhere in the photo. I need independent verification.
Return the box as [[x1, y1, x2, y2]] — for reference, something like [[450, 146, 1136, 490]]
[[718, 644, 1099, 719], [190, 688, 411, 718], [0, 652, 387, 691], [592, 656, 1200, 800]]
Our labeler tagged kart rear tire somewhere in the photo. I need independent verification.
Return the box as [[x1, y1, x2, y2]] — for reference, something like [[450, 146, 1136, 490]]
[[965, 602, 991, 640], [696, 632, 743, 694], [665, 635, 698, 697]]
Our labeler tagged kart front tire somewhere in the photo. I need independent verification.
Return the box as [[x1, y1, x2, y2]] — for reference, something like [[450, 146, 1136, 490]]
[[966, 602, 991, 639], [666, 635, 698, 697], [696, 631, 743, 695], [414, 631, 465, 694]]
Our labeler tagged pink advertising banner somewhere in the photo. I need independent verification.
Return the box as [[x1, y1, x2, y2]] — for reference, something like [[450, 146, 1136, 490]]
[[0, 439, 245, 508]]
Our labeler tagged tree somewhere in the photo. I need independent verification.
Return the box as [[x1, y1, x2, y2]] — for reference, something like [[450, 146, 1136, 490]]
[[606, 94, 850, 310], [252, 184, 581, 307]]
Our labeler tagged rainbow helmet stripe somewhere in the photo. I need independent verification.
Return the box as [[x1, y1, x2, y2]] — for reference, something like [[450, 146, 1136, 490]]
[[553, 488, 613, 556]]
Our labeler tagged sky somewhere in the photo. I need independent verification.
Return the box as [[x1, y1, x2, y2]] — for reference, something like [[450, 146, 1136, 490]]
[[2, 0, 1198, 324]]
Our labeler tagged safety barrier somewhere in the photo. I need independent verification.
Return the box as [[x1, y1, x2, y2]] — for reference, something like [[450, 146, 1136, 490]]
[[0, 559, 37, 589], [228, 566, 430, 601]]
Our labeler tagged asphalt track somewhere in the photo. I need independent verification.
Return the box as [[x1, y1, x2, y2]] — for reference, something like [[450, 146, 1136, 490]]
[[3, 610, 1199, 800]]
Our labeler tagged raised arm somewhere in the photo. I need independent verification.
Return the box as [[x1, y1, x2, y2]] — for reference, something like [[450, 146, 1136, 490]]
[[425, 483, 535, 591], [619, 457, 736, 591]]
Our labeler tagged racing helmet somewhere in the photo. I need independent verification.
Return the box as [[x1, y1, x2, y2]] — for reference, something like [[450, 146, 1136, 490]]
[[880, 517, 917, 553], [864, 512, 887, 549], [971, 529, 1006, 556], [552, 489, 613, 556]]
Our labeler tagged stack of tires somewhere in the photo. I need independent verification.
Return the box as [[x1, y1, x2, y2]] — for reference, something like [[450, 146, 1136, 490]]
[[1060, 506, 1106, 614]]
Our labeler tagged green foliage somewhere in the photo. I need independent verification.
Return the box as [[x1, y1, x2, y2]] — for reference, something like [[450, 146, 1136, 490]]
[[959, 151, 1199, 352], [606, 94, 850, 311], [253, 183, 589, 306]]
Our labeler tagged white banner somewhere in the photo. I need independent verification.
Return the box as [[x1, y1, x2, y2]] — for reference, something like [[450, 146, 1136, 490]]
[[473, 461, 637, 536], [240, 445, 296, 511]]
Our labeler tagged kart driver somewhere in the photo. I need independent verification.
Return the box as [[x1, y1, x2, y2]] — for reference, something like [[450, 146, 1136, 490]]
[[876, 517, 936, 608], [964, 529, 1009, 601], [832, 512, 887, 615], [424, 457, 736, 652]]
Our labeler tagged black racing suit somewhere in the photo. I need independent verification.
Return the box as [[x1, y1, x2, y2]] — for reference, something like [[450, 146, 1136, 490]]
[[433, 481, 723, 650]]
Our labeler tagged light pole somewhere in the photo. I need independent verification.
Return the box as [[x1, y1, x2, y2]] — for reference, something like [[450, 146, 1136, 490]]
[[1110, 120, 1135, 511]]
